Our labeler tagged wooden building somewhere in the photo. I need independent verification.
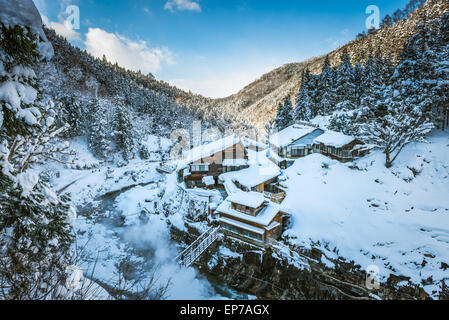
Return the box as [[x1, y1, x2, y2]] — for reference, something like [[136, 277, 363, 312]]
[[216, 191, 288, 247], [269, 124, 325, 168], [178, 135, 249, 188], [313, 131, 366, 163]]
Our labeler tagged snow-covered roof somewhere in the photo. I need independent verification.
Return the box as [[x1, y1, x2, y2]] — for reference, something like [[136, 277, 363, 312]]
[[202, 176, 215, 186], [313, 131, 358, 148], [290, 128, 325, 147], [227, 191, 266, 208], [219, 149, 281, 189], [179, 135, 242, 168], [222, 159, 249, 167], [216, 197, 281, 227], [269, 124, 320, 148], [266, 221, 281, 231], [242, 137, 266, 150]]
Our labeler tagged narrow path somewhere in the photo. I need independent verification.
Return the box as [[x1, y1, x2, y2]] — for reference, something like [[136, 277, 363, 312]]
[[57, 173, 92, 194]]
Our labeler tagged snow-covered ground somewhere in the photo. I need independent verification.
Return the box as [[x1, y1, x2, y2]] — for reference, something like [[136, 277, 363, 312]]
[[281, 131, 449, 297], [45, 130, 449, 299], [47, 136, 231, 300]]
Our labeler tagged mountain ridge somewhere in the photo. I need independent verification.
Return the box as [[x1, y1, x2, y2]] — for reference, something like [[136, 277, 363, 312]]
[[178, 0, 449, 129]]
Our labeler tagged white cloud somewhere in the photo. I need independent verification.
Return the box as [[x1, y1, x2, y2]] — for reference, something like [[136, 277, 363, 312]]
[[169, 72, 260, 99], [164, 0, 201, 12], [42, 15, 81, 41], [84, 28, 175, 74]]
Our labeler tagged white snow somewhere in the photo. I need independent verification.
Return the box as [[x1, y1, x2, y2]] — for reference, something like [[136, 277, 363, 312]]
[[226, 191, 266, 208], [202, 176, 215, 186], [0, 81, 38, 111], [217, 195, 280, 227], [179, 135, 242, 168], [269, 124, 318, 148], [16, 170, 39, 197], [281, 132, 449, 297], [219, 247, 242, 259], [241, 137, 266, 151], [0, 0, 54, 59], [220, 149, 280, 189], [222, 158, 249, 167], [141, 135, 173, 154], [313, 130, 357, 148]]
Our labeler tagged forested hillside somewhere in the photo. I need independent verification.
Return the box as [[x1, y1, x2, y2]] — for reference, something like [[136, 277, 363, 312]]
[[39, 29, 241, 162], [177, 0, 449, 129]]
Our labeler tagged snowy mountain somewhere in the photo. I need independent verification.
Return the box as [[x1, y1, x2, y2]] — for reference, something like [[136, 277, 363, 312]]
[[178, 0, 449, 129], [1, 0, 448, 301]]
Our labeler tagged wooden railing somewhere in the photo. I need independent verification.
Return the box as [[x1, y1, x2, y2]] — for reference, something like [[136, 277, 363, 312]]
[[176, 227, 220, 267]]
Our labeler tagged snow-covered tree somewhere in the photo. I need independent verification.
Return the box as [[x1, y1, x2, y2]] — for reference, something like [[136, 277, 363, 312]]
[[88, 102, 110, 159], [294, 69, 319, 121], [8, 99, 73, 173], [334, 49, 357, 112], [0, 1, 76, 299], [360, 90, 434, 168], [112, 99, 134, 160], [315, 56, 336, 116], [274, 97, 294, 130]]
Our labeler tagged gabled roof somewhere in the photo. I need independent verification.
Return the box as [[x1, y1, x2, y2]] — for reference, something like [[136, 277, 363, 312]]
[[313, 131, 358, 148], [219, 149, 281, 189], [222, 159, 249, 167], [179, 135, 242, 167], [227, 191, 266, 208], [216, 195, 281, 227], [269, 124, 321, 148]]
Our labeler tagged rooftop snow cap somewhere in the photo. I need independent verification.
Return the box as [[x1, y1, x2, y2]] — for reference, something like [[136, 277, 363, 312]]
[[181, 134, 242, 165], [227, 191, 266, 208], [269, 124, 319, 148], [0, 0, 54, 60], [313, 131, 357, 148]]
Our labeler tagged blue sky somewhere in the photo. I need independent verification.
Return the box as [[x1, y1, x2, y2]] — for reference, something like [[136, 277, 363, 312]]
[[34, 0, 409, 98]]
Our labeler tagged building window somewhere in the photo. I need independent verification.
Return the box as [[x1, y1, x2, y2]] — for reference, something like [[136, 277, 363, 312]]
[[191, 164, 209, 172]]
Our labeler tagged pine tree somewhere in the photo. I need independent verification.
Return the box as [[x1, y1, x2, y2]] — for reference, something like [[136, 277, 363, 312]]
[[360, 87, 434, 168], [315, 56, 337, 116], [274, 97, 294, 130], [295, 69, 319, 121], [88, 102, 110, 159], [112, 100, 134, 160], [0, 23, 75, 299], [391, 17, 442, 126], [334, 49, 357, 111]]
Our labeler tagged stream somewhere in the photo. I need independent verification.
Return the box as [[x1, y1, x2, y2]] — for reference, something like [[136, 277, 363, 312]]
[[76, 180, 249, 300]]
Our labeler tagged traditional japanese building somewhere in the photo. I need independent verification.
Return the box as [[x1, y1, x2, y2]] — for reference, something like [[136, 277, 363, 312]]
[[216, 191, 289, 247], [178, 135, 249, 188], [313, 131, 366, 163], [269, 124, 325, 168], [219, 149, 285, 203]]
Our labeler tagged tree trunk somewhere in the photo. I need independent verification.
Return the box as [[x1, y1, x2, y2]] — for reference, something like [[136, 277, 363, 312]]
[[385, 151, 392, 168]]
